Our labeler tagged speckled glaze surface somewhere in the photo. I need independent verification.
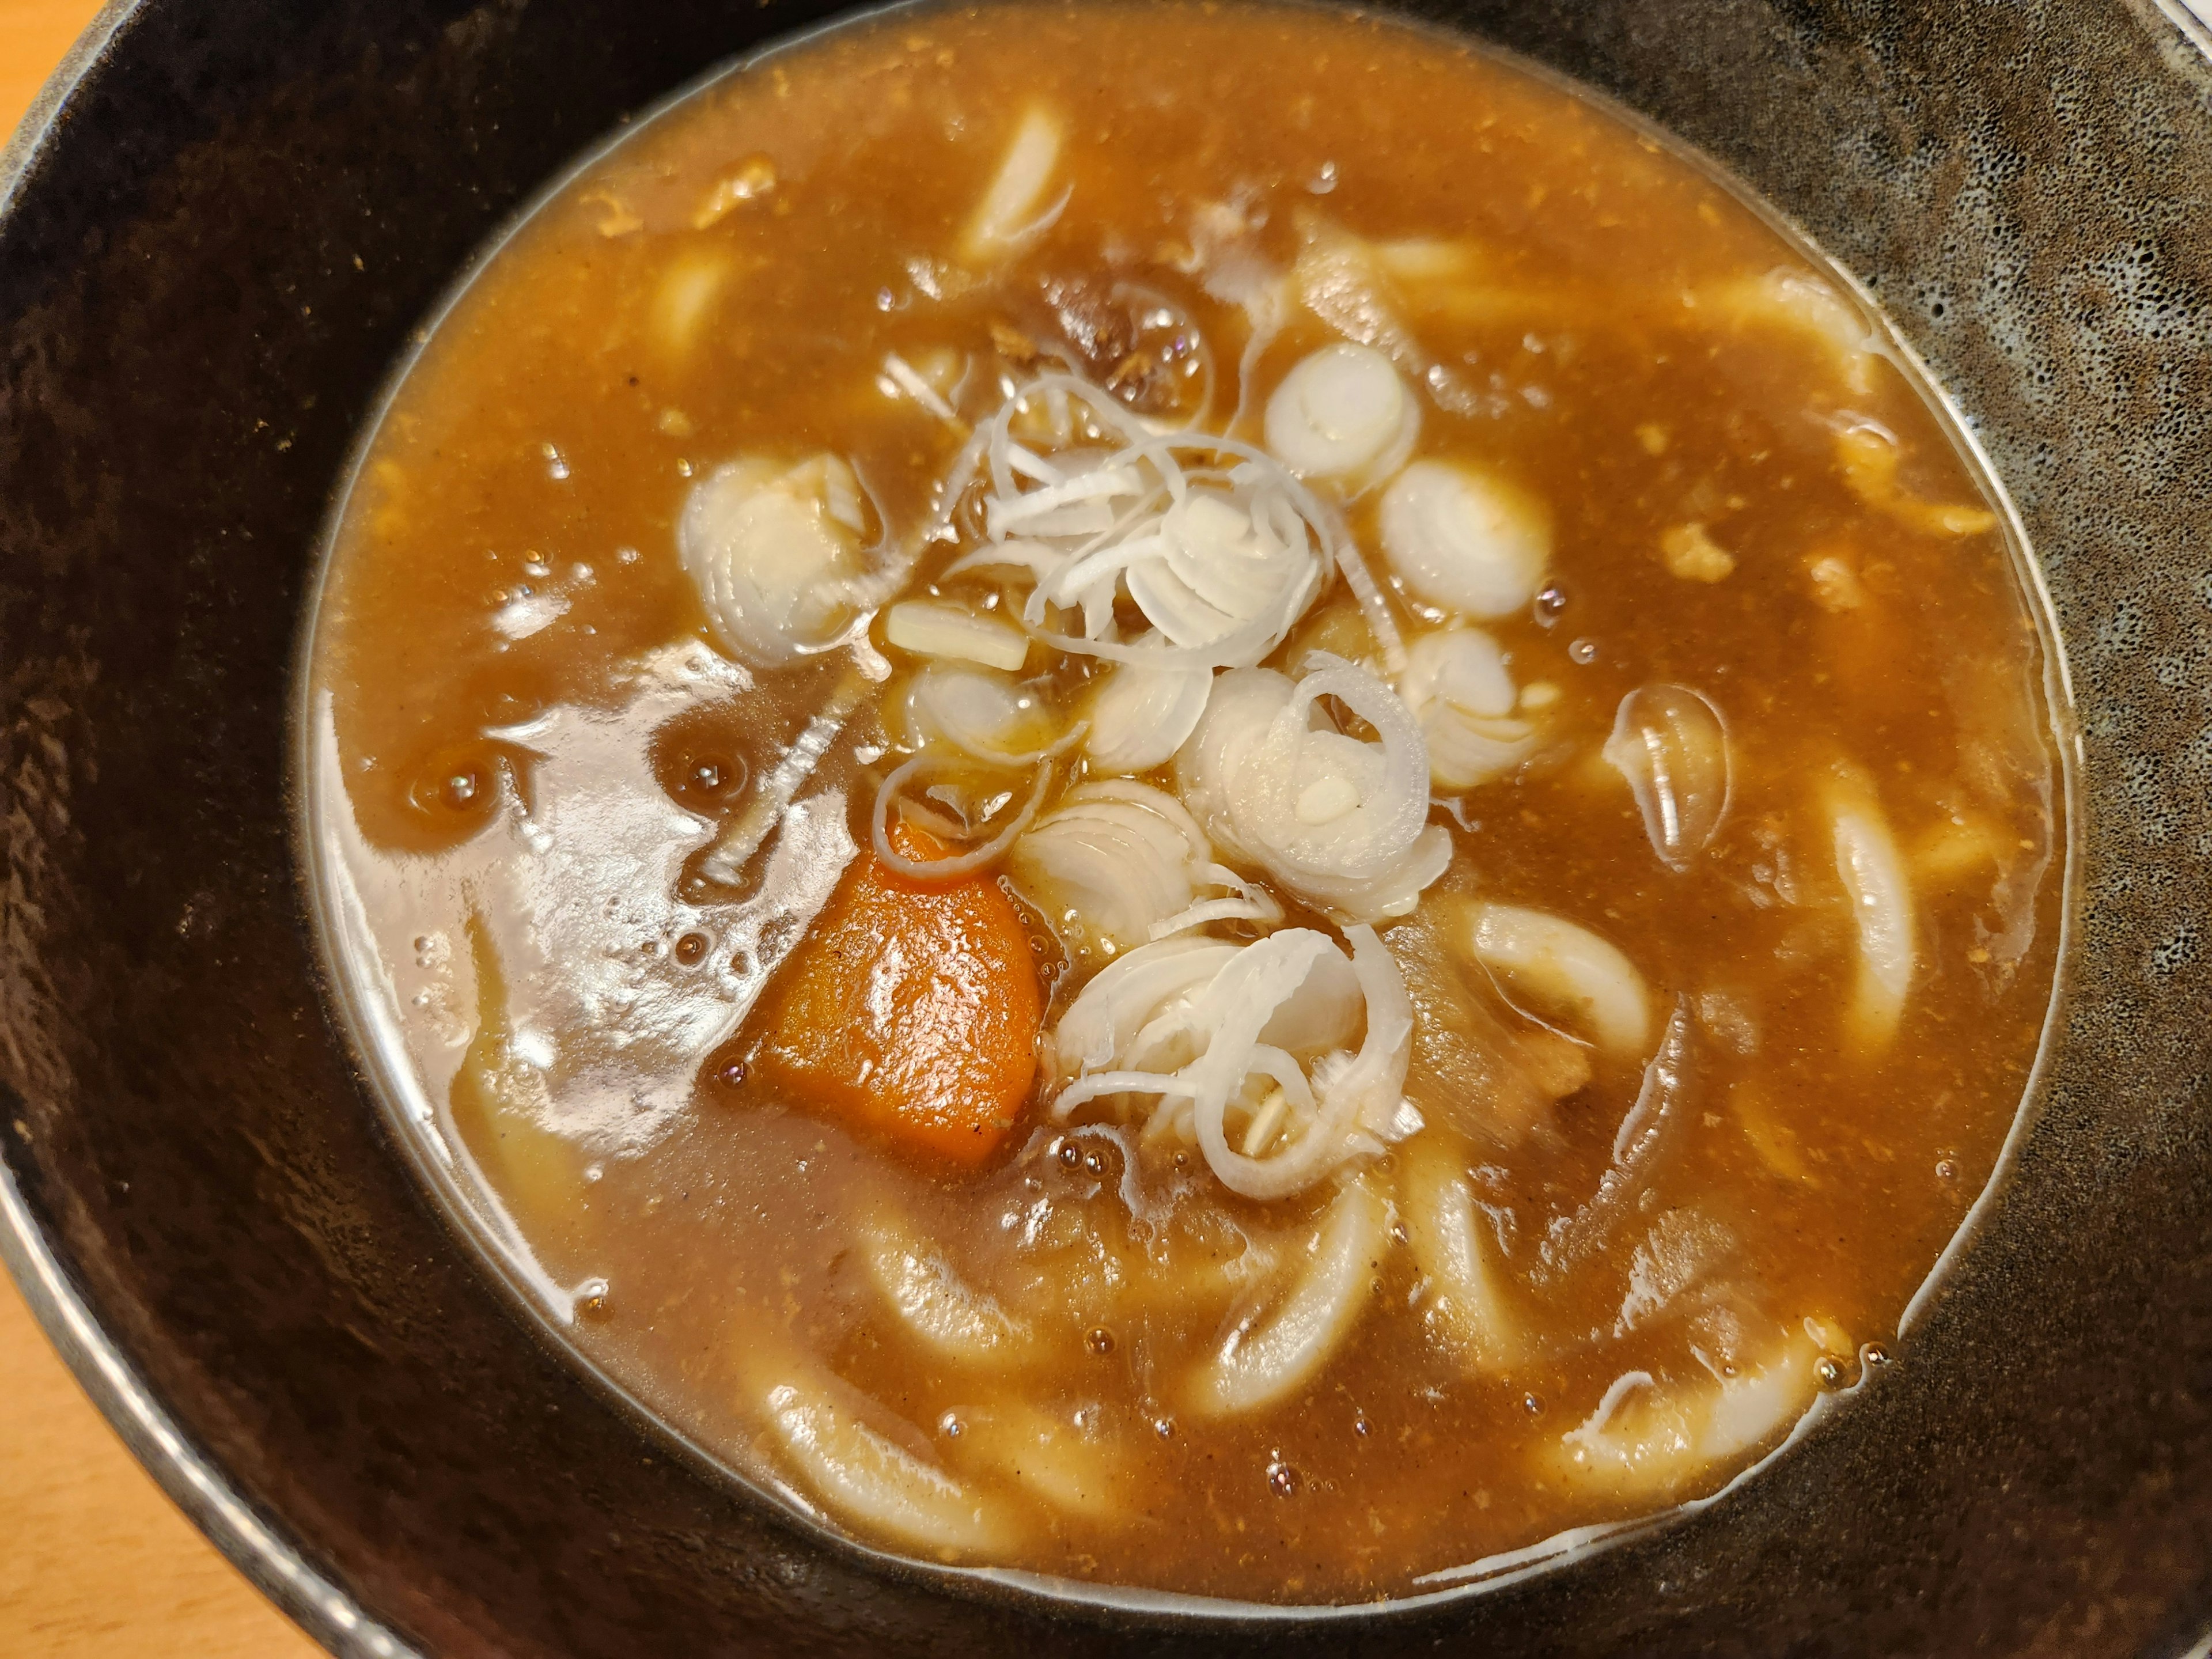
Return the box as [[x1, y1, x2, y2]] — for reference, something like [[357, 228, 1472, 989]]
[[1, 1, 2208, 1653]]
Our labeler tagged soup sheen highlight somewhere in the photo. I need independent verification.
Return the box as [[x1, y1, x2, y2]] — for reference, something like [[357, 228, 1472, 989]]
[[307, 0, 2065, 1605]]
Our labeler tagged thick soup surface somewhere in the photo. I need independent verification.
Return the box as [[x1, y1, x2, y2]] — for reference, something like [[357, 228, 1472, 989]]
[[306, 0, 2066, 1605]]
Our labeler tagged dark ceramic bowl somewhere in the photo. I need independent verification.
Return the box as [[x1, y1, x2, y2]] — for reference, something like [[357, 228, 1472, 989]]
[[4, 0, 2211, 1653]]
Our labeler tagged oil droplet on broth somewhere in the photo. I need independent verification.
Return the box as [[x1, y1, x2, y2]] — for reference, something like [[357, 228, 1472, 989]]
[[407, 755, 490, 815]]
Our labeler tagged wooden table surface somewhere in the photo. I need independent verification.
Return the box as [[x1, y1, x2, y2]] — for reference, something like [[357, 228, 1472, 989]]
[[0, 7, 328, 1656]]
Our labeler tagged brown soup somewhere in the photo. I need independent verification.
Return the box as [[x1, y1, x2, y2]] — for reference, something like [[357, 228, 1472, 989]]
[[304, 0, 2067, 1606]]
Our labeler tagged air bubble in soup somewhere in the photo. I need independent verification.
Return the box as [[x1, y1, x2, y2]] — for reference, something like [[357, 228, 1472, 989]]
[[302, 0, 2066, 1607]]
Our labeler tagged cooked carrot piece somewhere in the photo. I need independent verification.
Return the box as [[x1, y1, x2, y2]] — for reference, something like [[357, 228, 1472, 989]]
[[753, 820, 1042, 1167]]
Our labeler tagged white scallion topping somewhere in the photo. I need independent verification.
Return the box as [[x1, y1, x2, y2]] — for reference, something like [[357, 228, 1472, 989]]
[[948, 372, 1335, 673], [1082, 631, 1213, 774], [1603, 683, 1731, 869], [869, 753, 1052, 882], [1009, 780, 1271, 955], [894, 662, 1066, 766], [679, 454, 880, 668], [1397, 627, 1536, 791], [1176, 654, 1449, 923], [880, 351, 959, 423], [1047, 925, 1419, 1200], [1263, 342, 1416, 483], [883, 598, 1030, 672], [1379, 459, 1550, 619]]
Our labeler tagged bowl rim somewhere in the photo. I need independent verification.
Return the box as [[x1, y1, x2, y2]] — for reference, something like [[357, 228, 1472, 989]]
[[1, 0, 2205, 1650], [0, 8, 429, 1652]]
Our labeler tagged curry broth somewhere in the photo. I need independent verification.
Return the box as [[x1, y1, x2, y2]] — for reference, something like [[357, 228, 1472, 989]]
[[306, 0, 2065, 1604]]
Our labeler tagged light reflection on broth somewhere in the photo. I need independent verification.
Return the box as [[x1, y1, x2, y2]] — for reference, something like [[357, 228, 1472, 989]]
[[303, 0, 2066, 1605]]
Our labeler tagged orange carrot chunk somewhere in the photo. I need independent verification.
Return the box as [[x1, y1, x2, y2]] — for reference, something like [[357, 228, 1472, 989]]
[[753, 820, 1042, 1167]]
